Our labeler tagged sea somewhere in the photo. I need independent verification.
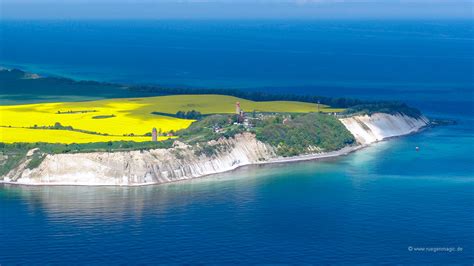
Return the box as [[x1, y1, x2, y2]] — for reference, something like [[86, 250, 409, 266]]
[[0, 20, 473, 264]]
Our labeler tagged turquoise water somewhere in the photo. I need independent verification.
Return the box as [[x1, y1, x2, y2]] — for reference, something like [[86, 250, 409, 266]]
[[0, 20, 473, 263]]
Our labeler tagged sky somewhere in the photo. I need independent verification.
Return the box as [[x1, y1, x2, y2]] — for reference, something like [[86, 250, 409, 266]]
[[1, 0, 473, 19]]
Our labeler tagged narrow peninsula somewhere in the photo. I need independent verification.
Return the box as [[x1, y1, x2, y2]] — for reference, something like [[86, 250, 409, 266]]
[[0, 69, 430, 186]]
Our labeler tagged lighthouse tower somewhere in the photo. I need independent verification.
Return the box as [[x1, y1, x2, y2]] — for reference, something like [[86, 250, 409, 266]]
[[236, 102, 241, 115], [152, 127, 158, 142]]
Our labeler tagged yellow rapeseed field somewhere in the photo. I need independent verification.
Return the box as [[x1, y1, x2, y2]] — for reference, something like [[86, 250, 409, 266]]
[[0, 94, 343, 144]]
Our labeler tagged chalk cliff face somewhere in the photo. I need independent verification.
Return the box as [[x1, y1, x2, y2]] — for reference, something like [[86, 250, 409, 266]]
[[8, 133, 275, 186], [2, 113, 429, 186], [339, 113, 429, 145]]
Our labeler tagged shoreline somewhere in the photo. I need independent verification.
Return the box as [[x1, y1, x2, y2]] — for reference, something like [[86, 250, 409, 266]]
[[0, 145, 364, 187], [0, 141, 378, 187], [0, 116, 430, 187]]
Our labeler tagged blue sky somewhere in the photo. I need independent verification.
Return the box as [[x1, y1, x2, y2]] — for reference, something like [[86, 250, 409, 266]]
[[1, 0, 472, 19]]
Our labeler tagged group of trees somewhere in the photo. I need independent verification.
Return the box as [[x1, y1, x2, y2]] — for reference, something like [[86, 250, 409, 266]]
[[57, 110, 97, 114], [342, 102, 421, 118], [0, 140, 174, 156], [31, 122, 109, 136], [175, 110, 202, 120], [256, 113, 355, 157]]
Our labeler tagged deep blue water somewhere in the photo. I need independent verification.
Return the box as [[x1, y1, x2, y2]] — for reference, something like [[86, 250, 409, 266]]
[[0, 20, 473, 264]]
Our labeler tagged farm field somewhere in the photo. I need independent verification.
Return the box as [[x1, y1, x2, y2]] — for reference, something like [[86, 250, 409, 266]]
[[0, 127, 166, 144], [0, 94, 342, 144]]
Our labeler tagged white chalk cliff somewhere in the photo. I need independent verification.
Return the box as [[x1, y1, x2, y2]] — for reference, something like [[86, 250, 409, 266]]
[[339, 113, 429, 145], [2, 113, 429, 186], [5, 133, 276, 186]]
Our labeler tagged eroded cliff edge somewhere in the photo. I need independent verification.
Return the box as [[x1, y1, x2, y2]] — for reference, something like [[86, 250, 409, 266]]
[[2, 113, 429, 186], [339, 113, 429, 145]]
